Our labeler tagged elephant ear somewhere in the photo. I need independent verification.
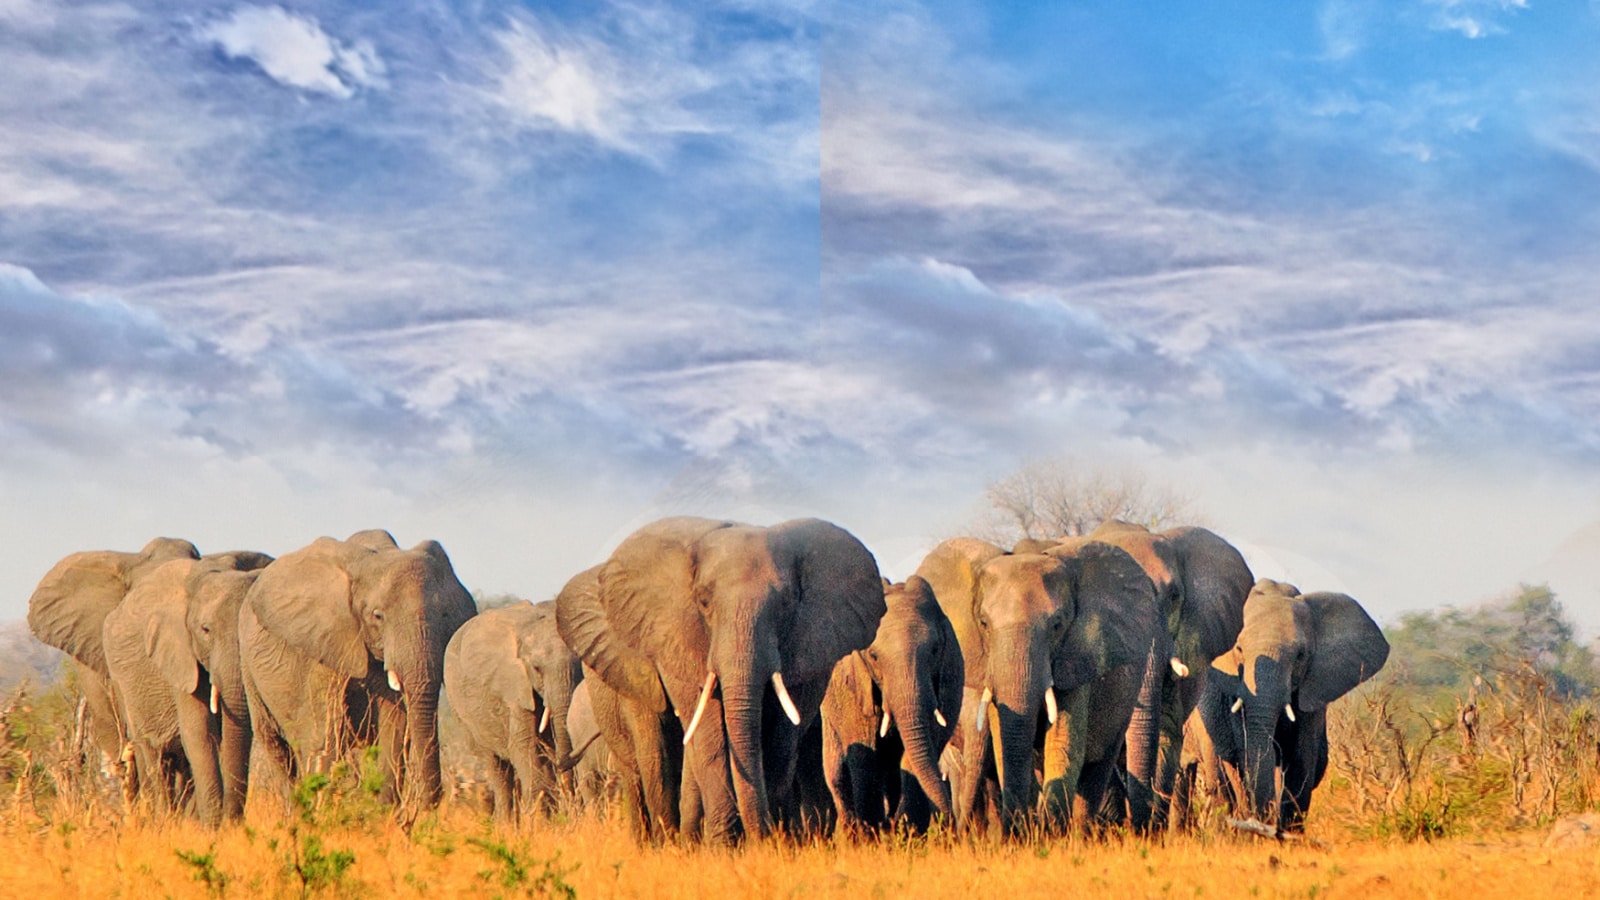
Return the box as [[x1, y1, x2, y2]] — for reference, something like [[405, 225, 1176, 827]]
[[248, 541, 369, 679], [28, 550, 139, 675], [914, 538, 1007, 688], [555, 565, 669, 713], [597, 517, 730, 696], [1166, 527, 1254, 666], [470, 605, 540, 713], [1298, 592, 1389, 711], [144, 595, 200, 695], [1049, 541, 1160, 692], [769, 519, 887, 683]]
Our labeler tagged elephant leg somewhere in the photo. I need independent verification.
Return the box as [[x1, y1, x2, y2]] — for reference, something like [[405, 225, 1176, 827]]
[[637, 709, 682, 841], [844, 744, 882, 831], [896, 765, 933, 832], [487, 756, 516, 821], [1039, 685, 1090, 834], [821, 721, 860, 834], [1152, 670, 1204, 829], [1281, 711, 1327, 833], [78, 669, 131, 801], [508, 713, 559, 820], [1074, 754, 1119, 830], [174, 688, 224, 827], [684, 695, 737, 845]]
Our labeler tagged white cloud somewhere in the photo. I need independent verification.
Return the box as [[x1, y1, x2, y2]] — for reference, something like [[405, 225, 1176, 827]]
[[1426, 0, 1527, 39], [202, 5, 385, 99]]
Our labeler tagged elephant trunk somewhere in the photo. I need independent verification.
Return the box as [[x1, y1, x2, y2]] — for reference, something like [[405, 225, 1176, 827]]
[[990, 629, 1050, 830], [1241, 656, 1288, 826], [896, 707, 952, 821], [401, 672, 443, 811], [720, 676, 772, 840], [883, 665, 952, 822], [1124, 636, 1165, 830], [218, 698, 251, 820], [545, 663, 580, 785]]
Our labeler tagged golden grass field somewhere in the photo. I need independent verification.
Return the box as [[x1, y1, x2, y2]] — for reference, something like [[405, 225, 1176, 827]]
[[4, 802, 1598, 900]]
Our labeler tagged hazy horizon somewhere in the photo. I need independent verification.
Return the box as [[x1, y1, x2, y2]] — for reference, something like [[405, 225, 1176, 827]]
[[4, 1, 1599, 634]]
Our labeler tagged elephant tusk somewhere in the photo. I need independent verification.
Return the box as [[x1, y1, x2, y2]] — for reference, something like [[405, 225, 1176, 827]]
[[1044, 686, 1058, 726], [1170, 657, 1190, 678], [975, 687, 992, 736], [1284, 703, 1296, 723], [387, 669, 401, 693], [772, 671, 802, 726], [934, 708, 948, 728], [209, 682, 219, 715], [538, 705, 551, 734], [1231, 697, 1244, 714], [880, 709, 892, 739], [682, 670, 717, 746]]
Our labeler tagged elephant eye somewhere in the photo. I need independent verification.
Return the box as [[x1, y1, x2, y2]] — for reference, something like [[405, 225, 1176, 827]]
[[372, 609, 385, 621], [201, 625, 212, 635]]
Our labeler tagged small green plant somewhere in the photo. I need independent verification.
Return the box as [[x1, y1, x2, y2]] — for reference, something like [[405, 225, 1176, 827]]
[[175, 846, 231, 898], [276, 772, 360, 897], [467, 835, 578, 899]]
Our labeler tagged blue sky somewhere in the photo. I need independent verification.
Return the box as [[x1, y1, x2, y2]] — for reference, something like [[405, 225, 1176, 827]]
[[3, 0, 1599, 628]]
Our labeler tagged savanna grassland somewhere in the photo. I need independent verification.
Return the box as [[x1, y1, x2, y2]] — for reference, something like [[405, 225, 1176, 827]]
[[5, 583, 1600, 898]]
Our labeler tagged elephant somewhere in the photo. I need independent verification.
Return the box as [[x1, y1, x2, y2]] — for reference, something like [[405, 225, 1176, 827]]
[[564, 678, 612, 810], [239, 529, 477, 817], [916, 537, 1160, 835], [556, 516, 885, 844], [1184, 579, 1388, 833], [1086, 520, 1253, 830], [820, 576, 963, 833], [444, 599, 583, 821], [101, 551, 272, 823], [27, 537, 202, 804]]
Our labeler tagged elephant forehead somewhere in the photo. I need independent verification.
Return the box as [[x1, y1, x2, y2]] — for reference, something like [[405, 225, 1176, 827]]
[[696, 527, 787, 588], [1093, 533, 1172, 588], [977, 555, 1063, 613]]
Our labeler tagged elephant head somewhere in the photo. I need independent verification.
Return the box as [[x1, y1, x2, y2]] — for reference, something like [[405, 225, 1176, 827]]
[[515, 601, 583, 773], [564, 516, 885, 842], [972, 541, 1157, 826], [246, 529, 477, 811], [859, 576, 964, 823], [1208, 579, 1388, 828]]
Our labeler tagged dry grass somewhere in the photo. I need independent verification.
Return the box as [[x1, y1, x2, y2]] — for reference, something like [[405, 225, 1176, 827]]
[[2, 807, 1599, 899]]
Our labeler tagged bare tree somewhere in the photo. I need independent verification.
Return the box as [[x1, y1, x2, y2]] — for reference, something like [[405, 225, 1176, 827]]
[[968, 457, 1200, 547]]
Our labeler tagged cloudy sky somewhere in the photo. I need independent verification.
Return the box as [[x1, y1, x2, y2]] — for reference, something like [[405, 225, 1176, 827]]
[[4, 0, 1599, 630]]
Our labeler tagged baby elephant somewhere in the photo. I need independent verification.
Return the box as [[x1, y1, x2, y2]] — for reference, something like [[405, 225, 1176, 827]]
[[1184, 579, 1388, 833], [821, 576, 963, 833], [444, 600, 583, 821]]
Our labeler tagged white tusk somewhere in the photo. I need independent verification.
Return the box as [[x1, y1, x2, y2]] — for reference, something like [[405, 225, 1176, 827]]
[[387, 669, 401, 693], [1284, 703, 1296, 723], [880, 709, 892, 738], [1231, 697, 1244, 714], [772, 672, 802, 726], [1170, 657, 1190, 678], [1044, 687, 1058, 726], [934, 709, 948, 728], [209, 683, 219, 715], [975, 687, 992, 736], [682, 670, 717, 746], [538, 705, 551, 734]]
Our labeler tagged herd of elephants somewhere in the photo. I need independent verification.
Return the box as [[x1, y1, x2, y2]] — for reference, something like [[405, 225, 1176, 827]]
[[24, 516, 1391, 844]]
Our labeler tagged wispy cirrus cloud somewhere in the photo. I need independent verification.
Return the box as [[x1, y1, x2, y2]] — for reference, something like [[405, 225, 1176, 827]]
[[201, 5, 384, 98]]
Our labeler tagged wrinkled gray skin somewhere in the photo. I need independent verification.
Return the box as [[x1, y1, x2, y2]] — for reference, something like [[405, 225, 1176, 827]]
[[101, 551, 272, 824], [240, 530, 477, 818], [444, 600, 582, 821], [1189, 579, 1389, 832], [820, 576, 963, 833], [28, 537, 202, 805], [918, 538, 1159, 835], [564, 678, 612, 810], [558, 517, 885, 845], [1087, 521, 1253, 831]]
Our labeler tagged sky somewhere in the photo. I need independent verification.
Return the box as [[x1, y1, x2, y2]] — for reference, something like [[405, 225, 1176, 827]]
[[3, 0, 1599, 632]]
